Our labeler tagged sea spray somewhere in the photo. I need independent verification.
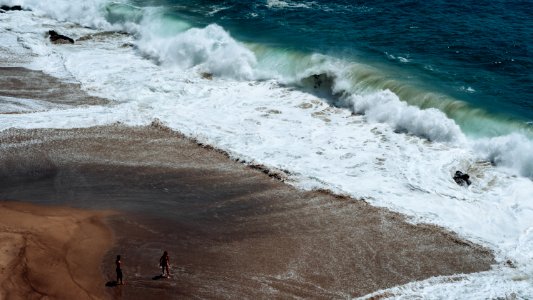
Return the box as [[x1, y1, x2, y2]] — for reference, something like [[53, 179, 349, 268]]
[[473, 134, 533, 178], [0, 0, 114, 28], [136, 23, 257, 80], [343, 90, 465, 143]]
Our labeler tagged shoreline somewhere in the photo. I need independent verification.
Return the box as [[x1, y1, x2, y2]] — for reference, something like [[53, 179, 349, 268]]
[[0, 201, 113, 299], [1, 4, 531, 297], [0, 123, 495, 298]]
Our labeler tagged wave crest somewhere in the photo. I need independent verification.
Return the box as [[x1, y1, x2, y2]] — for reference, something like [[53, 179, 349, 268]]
[[278, 54, 466, 143], [137, 23, 257, 80], [344, 90, 465, 143], [0, 0, 113, 28], [474, 134, 533, 178]]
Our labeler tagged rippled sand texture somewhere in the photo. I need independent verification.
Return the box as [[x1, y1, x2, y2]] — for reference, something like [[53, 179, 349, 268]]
[[0, 201, 112, 300], [0, 67, 108, 109], [0, 123, 494, 299]]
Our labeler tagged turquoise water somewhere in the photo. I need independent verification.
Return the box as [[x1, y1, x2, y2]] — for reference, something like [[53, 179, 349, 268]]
[[122, 0, 532, 137]]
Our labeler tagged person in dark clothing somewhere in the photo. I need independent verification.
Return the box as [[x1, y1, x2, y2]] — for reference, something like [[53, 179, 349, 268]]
[[116, 255, 124, 285], [159, 251, 170, 278]]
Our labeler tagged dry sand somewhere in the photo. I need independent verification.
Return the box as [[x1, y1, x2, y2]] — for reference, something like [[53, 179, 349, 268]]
[[0, 201, 113, 300]]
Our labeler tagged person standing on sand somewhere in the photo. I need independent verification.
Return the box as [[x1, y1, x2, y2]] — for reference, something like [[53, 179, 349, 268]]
[[159, 251, 170, 278], [116, 255, 124, 285]]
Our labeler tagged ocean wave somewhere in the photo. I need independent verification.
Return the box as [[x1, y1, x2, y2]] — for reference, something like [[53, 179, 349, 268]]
[[473, 133, 533, 178], [264, 0, 370, 14], [343, 90, 465, 143], [70, 0, 533, 174], [265, 0, 315, 9], [252, 51, 466, 143], [2, 0, 532, 178], [385, 52, 412, 63], [137, 21, 257, 80], [2, 5, 533, 298], [1, 0, 256, 79], [254, 47, 532, 140], [0, 0, 114, 28]]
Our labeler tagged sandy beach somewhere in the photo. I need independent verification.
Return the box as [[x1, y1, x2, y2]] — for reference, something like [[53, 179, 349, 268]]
[[1, 3, 532, 298], [0, 61, 495, 299], [0, 15, 500, 296], [0, 116, 494, 299], [0, 201, 112, 299]]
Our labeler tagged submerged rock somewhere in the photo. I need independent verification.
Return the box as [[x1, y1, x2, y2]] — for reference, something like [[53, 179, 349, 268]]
[[201, 72, 213, 80], [48, 30, 74, 44], [453, 170, 471, 186]]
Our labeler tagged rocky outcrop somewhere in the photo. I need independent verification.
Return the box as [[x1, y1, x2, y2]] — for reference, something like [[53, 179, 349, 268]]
[[48, 30, 74, 44], [1, 5, 23, 12], [453, 170, 471, 186]]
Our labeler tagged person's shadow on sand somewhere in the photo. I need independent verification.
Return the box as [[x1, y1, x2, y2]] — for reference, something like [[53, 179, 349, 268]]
[[105, 281, 120, 287], [152, 275, 167, 280], [105, 281, 124, 297]]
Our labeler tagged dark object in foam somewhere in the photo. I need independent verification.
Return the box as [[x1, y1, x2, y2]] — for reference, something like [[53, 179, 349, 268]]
[[1, 5, 23, 11], [48, 30, 75, 44], [453, 170, 471, 186]]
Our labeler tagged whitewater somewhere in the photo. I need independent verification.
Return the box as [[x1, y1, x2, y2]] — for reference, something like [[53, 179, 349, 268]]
[[0, 0, 532, 298]]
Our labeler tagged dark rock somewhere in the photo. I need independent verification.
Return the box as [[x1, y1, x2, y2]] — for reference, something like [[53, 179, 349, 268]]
[[453, 171, 471, 186], [201, 72, 213, 80], [1, 5, 23, 11], [506, 259, 516, 268], [48, 30, 74, 44], [120, 42, 134, 48]]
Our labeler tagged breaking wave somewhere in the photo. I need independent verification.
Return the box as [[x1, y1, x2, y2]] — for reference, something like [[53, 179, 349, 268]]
[[137, 20, 257, 80], [473, 134, 533, 178], [1, 0, 114, 28], [2, 0, 532, 178]]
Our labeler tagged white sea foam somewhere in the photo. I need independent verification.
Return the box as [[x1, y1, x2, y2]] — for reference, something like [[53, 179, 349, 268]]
[[385, 52, 411, 63], [342, 90, 465, 143], [205, 5, 231, 16], [460, 85, 476, 93], [0, 0, 113, 28], [136, 22, 257, 80], [266, 0, 315, 9], [264, 53, 466, 143], [473, 133, 533, 178], [0, 96, 69, 113], [359, 268, 533, 300], [1, 7, 532, 299]]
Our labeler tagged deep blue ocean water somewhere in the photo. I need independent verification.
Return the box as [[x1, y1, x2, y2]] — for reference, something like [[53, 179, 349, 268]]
[[127, 0, 532, 135]]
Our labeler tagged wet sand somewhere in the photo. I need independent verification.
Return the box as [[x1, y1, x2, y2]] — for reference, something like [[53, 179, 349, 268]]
[[0, 67, 108, 107], [0, 201, 112, 299], [0, 123, 495, 299], [0, 6, 499, 294]]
